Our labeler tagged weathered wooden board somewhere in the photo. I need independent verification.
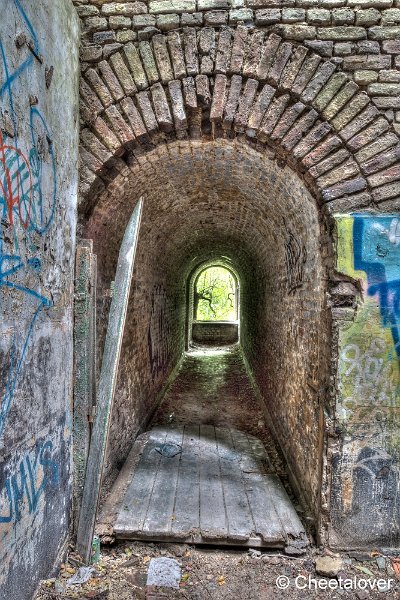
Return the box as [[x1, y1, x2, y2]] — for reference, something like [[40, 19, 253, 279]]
[[117, 428, 169, 535], [215, 428, 255, 542], [73, 240, 97, 533], [227, 429, 284, 544], [114, 426, 308, 549], [142, 428, 184, 537], [171, 425, 200, 539], [76, 198, 143, 563]]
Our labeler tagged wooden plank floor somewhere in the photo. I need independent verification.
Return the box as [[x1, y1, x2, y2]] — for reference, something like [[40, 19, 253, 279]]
[[114, 426, 308, 549]]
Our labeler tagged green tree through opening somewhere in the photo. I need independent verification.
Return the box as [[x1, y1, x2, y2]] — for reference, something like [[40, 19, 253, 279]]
[[195, 266, 237, 321]]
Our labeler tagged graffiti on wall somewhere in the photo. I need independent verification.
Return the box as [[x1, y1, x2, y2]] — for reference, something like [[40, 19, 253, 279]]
[[148, 284, 172, 379], [0, 0, 57, 439], [336, 215, 400, 430], [0, 1, 77, 596], [0, 440, 59, 525], [331, 439, 400, 543], [354, 217, 400, 358], [333, 215, 400, 540], [283, 220, 307, 294]]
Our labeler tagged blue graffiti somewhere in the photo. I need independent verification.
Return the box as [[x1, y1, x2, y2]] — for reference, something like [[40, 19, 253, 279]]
[[0, 0, 57, 438], [0, 0, 38, 99], [353, 216, 400, 358], [28, 107, 57, 234], [0, 440, 59, 523]]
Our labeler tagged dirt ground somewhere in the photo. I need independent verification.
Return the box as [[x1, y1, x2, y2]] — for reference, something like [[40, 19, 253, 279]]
[[35, 540, 400, 600]]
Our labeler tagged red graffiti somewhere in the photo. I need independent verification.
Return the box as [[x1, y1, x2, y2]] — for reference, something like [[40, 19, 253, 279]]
[[0, 131, 33, 230]]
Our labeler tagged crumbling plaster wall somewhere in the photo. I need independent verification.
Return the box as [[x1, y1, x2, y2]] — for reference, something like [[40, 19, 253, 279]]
[[0, 1, 80, 599]]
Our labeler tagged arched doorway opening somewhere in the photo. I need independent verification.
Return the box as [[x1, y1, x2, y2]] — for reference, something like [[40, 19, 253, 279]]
[[187, 262, 240, 348], [195, 266, 238, 322]]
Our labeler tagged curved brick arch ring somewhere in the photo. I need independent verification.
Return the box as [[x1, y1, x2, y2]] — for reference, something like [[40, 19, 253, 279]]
[[79, 27, 400, 212]]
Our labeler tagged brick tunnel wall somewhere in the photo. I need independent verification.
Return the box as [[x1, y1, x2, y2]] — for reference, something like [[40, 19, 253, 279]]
[[83, 138, 331, 525], [74, 0, 400, 548], [0, 1, 80, 599]]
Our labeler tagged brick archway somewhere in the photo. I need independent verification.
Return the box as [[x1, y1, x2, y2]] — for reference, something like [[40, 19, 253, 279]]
[[79, 27, 400, 214], [77, 25, 400, 550]]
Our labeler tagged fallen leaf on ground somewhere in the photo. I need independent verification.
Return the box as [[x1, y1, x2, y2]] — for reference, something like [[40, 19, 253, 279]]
[[392, 559, 400, 579]]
